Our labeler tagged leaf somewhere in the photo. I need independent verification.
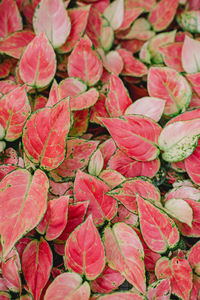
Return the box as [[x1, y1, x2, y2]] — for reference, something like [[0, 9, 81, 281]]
[[159, 42, 184, 72], [70, 88, 99, 111], [90, 93, 110, 125], [103, 0, 124, 30], [64, 215, 105, 280], [22, 239, 53, 300], [67, 35, 103, 86], [36, 196, 69, 241], [186, 73, 200, 97], [46, 79, 59, 107], [108, 178, 160, 213], [88, 149, 104, 176], [177, 10, 200, 33], [69, 109, 89, 137], [91, 265, 125, 294], [100, 115, 161, 161], [165, 185, 200, 202], [118, 6, 144, 31], [58, 6, 90, 53], [108, 149, 160, 178], [19, 32, 56, 88], [0, 85, 31, 141], [0, 0, 22, 38], [148, 0, 179, 31], [147, 278, 171, 300], [44, 272, 90, 300], [182, 36, 200, 74], [99, 170, 125, 189], [158, 119, 200, 162], [185, 140, 200, 185], [97, 292, 145, 299], [22, 98, 71, 171], [187, 240, 200, 276], [49, 138, 99, 181], [164, 198, 193, 227], [0, 292, 11, 299], [125, 97, 165, 122], [137, 195, 180, 253], [0, 169, 49, 258], [0, 30, 35, 59], [33, 0, 71, 48], [148, 67, 192, 116], [111, 204, 138, 227], [117, 49, 148, 77], [103, 222, 146, 293], [124, 0, 156, 11], [106, 74, 132, 117], [155, 256, 193, 300], [74, 170, 117, 226]]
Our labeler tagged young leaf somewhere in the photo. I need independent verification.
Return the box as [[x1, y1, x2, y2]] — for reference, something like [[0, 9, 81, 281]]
[[88, 149, 104, 176], [33, 0, 71, 48], [103, 222, 146, 293], [103, 0, 124, 30], [64, 215, 105, 280], [148, 67, 192, 116], [108, 178, 160, 213], [22, 239, 53, 300], [44, 272, 90, 300], [0, 85, 31, 141], [67, 35, 103, 86], [0, 169, 49, 258], [100, 115, 161, 161], [147, 278, 171, 300], [148, 0, 179, 31], [137, 195, 180, 253], [22, 98, 71, 171], [74, 170, 117, 226], [19, 33, 56, 88], [155, 256, 193, 300], [177, 10, 200, 33]]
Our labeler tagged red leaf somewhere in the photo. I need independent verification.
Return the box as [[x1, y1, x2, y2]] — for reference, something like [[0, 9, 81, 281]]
[[19, 33, 56, 88], [67, 35, 103, 86], [187, 240, 200, 276], [0, 0, 22, 38], [22, 98, 71, 171], [0, 169, 49, 258], [99, 138, 116, 169], [159, 42, 184, 72], [0, 31, 35, 59], [118, 6, 144, 31], [36, 196, 69, 241], [155, 256, 193, 300], [69, 109, 90, 136], [148, 0, 179, 31], [0, 292, 11, 299], [97, 292, 145, 300], [46, 79, 59, 107], [148, 67, 192, 116], [70, 88, 99, 111], [147, 278, 171, 300], [100, 115, 161, 161], [123, 0, 156, 11], [91, 265, 125, 293], [90, 93, 110, 125], [108, 149, 160, 178], [0, 165, 17, 181], [33, 0, 71, 48], [0, 85, 31, 141], [22, 239, 53, 300], [108, 177, 160, 213], [106, 74, 132, 117], [74, 170, 117, 225], [64, 215, 105, 280], [44, 272, 90, 300], [137, 195, 180, 253], [103, 223, 146, 293], [56, 201, 89, 243], [117, 49, 148, 77], [99, 170, 125, 189], [58, 6, 90, 53], [58, 76, 87, 99], [111, 204, 138, 227], [49, 138, 99, 181]]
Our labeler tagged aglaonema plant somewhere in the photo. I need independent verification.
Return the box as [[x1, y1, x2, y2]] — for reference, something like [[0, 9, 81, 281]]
[[1, 0, 200, 299]]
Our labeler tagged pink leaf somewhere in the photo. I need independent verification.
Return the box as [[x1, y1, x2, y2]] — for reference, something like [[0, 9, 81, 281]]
[[0, 31, 35, 59], [182, 36, 200, 73], [44, 272, 90, 300], [36, 196, 69, 241], [108, 177, 160, 213], [103, 222, 146, 293], [0, 169, 49, 258], [88, 149, 104, 176], [69, 109, 90, 136], [148, 0, 179, 31], [74, 170, 117, 226], [67, 35, 103, 86], [33, 0, 71, 48], [155, 256, 193, 300], [97, 292, 145, 300], [0, 85, 31, 141], [186, 73, 200, 97], [123, 0, 156, 11], [90, 93, 110, 125], [49, 138, 99, 181], [19, 33, 56, 88], [147, 278, 171, 300], [187, 240, 200, 276], [46, 79, 59, 107], [22, 98, 71, 171], [159, 42, 184, 72], [106, 74, 132, 117], [148, 67, 192, 116], [137, 195, 180, 253], [64, 215, 105, 280], [100, 115, 161, 161], [99, 170, 125, 189], [70, 88, 99, 111], [0, 0, 22, 38], [58, 77, 87, 99], [22, 239, 53, 300]]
